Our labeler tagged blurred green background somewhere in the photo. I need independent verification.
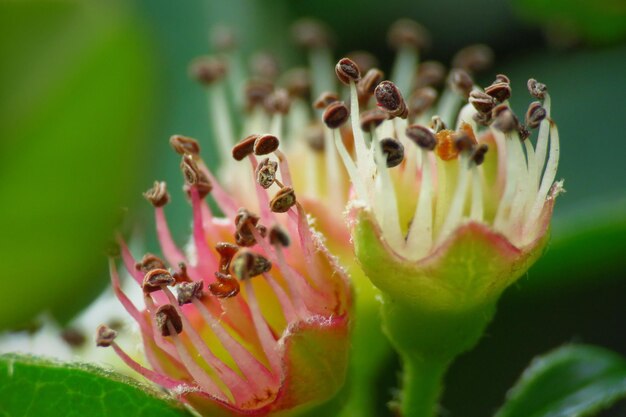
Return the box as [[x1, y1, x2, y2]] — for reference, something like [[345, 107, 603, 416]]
[[0, 0, 625, 416]]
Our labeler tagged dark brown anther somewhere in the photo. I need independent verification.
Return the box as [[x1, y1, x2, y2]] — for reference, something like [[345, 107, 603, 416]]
[[292, 18, 333, 49], [492, 104, 519, 133], [156, 304, 183, 337], [245, 79, 274, 110], [216, 242, 239, 272], [250, 51, 280, 80], [256, 224, 267, 238], [430, 116, 446, 133], [173, 262, 191, 283], [253, 134, 280, 155], [61, 328, 86, 347], [176, 281, 204, 305], [448, 69, 474, 99], [323, 101, 350, 129], [451, 44, 494, 74], [264, 89, 291, 115], [360, 109, 388, 133], [387, 19, 430, 50], [485, 82, 512, 103], [335, 58, 361, 86], [470, 144, 489, 165], [234, 208, 260, 247], [518, 124, 531, 141], [135, 253, 167, 273], [415, 61, 446, 88], [170, 135, 200, 156], [269, 224, 290, 247], [143, 181, 170, 207], [375, 81, 408, 119], [189, 56, 227, 85], [209, 272, 240, 298], [358, 68, 384, 96], [406, 124, 437, 150], [380, 138, 405, 168], [282, 68, 311, 98], [313, 92, 339, 110], [232, 134, 259, 161], [408, 87, 438, 117], [469, 91, 496, 114], [347, 51, 379, 73], [525, 101, 547, 129], [527, 78, 547, 99], [454, 132, 474, 153], [181, 155, 212, 198], [95, 324, 117, 347], [255, 157, 278, 189], [473, 111, 493, 126], [211, 25, 236, 52], [270, 186, 296, 213], [305, 124, 325, 152], [495, 74, 510, 84], [231, 250, 272, 280], [142, 268, 175, 293]]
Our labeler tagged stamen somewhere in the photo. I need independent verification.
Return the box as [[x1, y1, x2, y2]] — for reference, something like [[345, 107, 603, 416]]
[[408, 87, 438, 119], [255, 157, 278, 189], [375, 80, 408, 119], [335, 57, 361, 86], [485, 80, 512, 104], [243, 280, 281, 374], [269, 224, 290, 247], [379, 137, 405, 168], [95, 324, 117, 347], [388, 19, 429, 93], [143, 269, 176, 294], [360, 109, 388, 133], [451, 44, 494, 74], [253, 134, 280, 156], [232, 135, 259, 161], [156, 304, 183, 337], [209, 272, 240, 298], [415, 61, 446, 88], [322, 101, 350, 129], [358, 68, 384, 105], [251, 51, 280, 81], [405, 147, 434, 259], [176, 281, 204, 305], [135, 253, 167, 274], [525, 101, 547, 129], [469, 91, 496, 114], [527, 78, 547, 99], [143, 181, 170, 208], [437, 153, 472, 245], [313, 92, 339, 109], [169, 135, 200, 156], [269, 187, 297, 213]]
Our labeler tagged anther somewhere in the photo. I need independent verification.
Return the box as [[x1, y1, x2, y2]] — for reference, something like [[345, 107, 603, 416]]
[[485, 81, 512, 103], [181, 155, 212, 198], [209, 272, 240, 298], [235, 208, 261, 247], [469, 91, 496, 114], [143, 268, 175, 293], [430, 116, 446, 133], [61, 328, 86, 347], [380, 138, 405, 168], [250, 51, 280, 80], [375, 80, 408, 119], [527, 78, 547, 99], [408, 87, 438, 117], [189, 56, 227, 85], [360, 109, 388, 133], [176, 281, 204, 305], [454, 132, 474, 153], [255, 157, 278, 189], [173, 263, 191, 283], [448, 69, 474, 99], [231, 250, 271, 280], [135, 253, 167, 273], [415, 61, 446, 88], [253, 134, 280, 155], [387, 19, 430, 50], [211, 25, 236, 52], [245, 79, 274, 110], [269, 224, 290, 247], [305, 124, 325, 151], [283, 68, 311, 98], [323, 101, 350, 129], [143, 181, 170, 207], [292, 18, 333, 49], [406, 124, 437, 150], [525, 101, 547, 129], [232, 134, 259, 161], [470, 144, 489, 165], [216, 242, 239, 272], [313, 92, 339, 110], [473, 111, 492, 126], [495, 74, 510, 84], [335, 58, 361, 86], [347, 51, 379, 73], [270, 186, 296, 213], [452, 44, 494, 73], [358, 68, 384, 96], [491, 104, 519, 133], [156, 304, 183, 337], [518, 124, 531, 141], [95, 324, 117, 347], [170, 135, 200, 156], [264, 89, 291, 115]]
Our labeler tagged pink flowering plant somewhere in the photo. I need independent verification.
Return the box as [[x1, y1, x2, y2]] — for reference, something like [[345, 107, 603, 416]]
[[2, 8, 626, 417]]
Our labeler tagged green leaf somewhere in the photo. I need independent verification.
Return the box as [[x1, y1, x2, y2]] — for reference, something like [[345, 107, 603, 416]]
[[0, 354, 191, 417], [495, 345, 626, 417]]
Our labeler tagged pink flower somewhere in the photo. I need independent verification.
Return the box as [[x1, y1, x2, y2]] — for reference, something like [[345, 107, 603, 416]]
[[97, 139, 351, 416]]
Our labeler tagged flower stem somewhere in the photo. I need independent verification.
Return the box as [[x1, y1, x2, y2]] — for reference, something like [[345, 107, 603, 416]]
[[399, 353, 450, 417]]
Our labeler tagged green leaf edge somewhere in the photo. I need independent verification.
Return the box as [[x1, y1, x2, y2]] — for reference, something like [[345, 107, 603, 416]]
[[495, 344, 626, 417], [0, 353, 192, 417]]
